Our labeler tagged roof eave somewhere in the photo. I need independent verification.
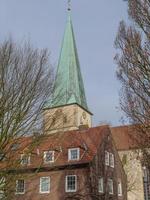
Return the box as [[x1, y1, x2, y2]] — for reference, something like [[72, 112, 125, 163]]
[[43, 103, 93, 115]]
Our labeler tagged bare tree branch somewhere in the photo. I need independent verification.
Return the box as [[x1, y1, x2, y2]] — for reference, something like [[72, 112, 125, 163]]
[[0, 38, 53, 199], [115, 0, 150, 167]]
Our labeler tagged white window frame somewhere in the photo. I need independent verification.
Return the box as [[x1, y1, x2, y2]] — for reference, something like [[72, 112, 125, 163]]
[[11, 143, 19, 151], [0, 177, 5, 198], [65, 175, 77, 192], [109, 153, 114, 168], [105, 151, 109, 166], [98, 177, 104, 193], [108, 178, 113, 194], [43, 151, 55, 163], [16, 180, 25, 194], [68, 148, 80, 161], [118, 181, 122, 196], [39, 177, 50, 194], [20, 154, 30, 166]]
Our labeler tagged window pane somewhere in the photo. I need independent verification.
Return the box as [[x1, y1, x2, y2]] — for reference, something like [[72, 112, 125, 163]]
[[105, 151, 109, 166], [44, 151, 54, 163], [16, 180, 25, 193], [0, 153, 5, 161], [69, 148, 79, 161], [110, 153, 114, 168], [21, 154, 30, 165], [71, 150, 78, 160], [66, 176, 76, 192], [11, 143, 19, 151], [40, 177, 50, 192], [0, 177, 5, 198], [98, 178, 103, 193], [118, 181, 122, 196], [108, 179, 113, 194]]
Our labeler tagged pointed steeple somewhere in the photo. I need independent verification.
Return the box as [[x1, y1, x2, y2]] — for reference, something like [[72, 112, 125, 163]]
[[45, 9, 89, 112]]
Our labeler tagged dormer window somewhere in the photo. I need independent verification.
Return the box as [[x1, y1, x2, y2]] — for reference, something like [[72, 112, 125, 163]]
[[11, 143, 19, 151], [44, 151, 54, 163], [20, 154, 30, 165], [68, 148, 80, 161]]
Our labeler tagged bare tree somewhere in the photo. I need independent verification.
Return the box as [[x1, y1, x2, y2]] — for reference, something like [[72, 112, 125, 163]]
[[0, 38, 53, 199], [115, 0, 150, 167]]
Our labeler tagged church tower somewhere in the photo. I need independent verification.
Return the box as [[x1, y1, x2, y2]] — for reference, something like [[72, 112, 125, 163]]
[[44, 7, 92, 134]]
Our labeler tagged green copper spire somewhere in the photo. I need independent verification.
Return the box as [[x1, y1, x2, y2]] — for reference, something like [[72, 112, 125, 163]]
[[45, 9, 89, 111]]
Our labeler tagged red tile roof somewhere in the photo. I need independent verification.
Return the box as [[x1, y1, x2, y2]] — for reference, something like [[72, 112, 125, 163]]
[[1, 125, 110, 170], [111, 125, 138, 151]]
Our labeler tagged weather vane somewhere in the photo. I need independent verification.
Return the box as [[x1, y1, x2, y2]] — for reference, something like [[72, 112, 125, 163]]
[[68, 0, 71, 11]]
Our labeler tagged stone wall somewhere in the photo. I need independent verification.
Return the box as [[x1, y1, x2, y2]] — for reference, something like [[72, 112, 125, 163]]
[[119, 150, 144, 200], [43, 104, 92, 134]]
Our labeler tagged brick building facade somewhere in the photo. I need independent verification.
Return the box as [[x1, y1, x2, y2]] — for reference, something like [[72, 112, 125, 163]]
[[4, 127, 127, 200]]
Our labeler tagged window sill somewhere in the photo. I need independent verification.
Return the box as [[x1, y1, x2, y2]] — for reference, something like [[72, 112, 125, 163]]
[[15, 192, 25, 195], [68, 159, 79, 162], [39, 191, 50, 194], [66, 190, 77, 193], [44, 161, 54, 164]]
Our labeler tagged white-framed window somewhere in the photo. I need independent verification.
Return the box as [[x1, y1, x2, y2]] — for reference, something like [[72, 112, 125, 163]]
[[39, 177, 50, 193], [98, 177, 104, 193], [65, 175, 77, 192], [43, 151, 54, 163], [0, 153, 5, 161], [105, 151, 109, 166], [109, 153, 114, 168], [20, 154, 30, 165], [68, 148, 80, 161], [118, 181, 122, 196], [11, 143, 19, 151], [0, 177, 5, 198], [16, 180, 25, 194], [108, 178, 113, 194], [0, 191, 5, 199]]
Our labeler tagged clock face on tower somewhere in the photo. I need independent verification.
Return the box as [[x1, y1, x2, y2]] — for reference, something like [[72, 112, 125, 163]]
[[80, 111, 88, 126]]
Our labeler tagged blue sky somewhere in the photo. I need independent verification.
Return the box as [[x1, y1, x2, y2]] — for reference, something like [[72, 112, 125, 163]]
[[0, 0, 129, 126]]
